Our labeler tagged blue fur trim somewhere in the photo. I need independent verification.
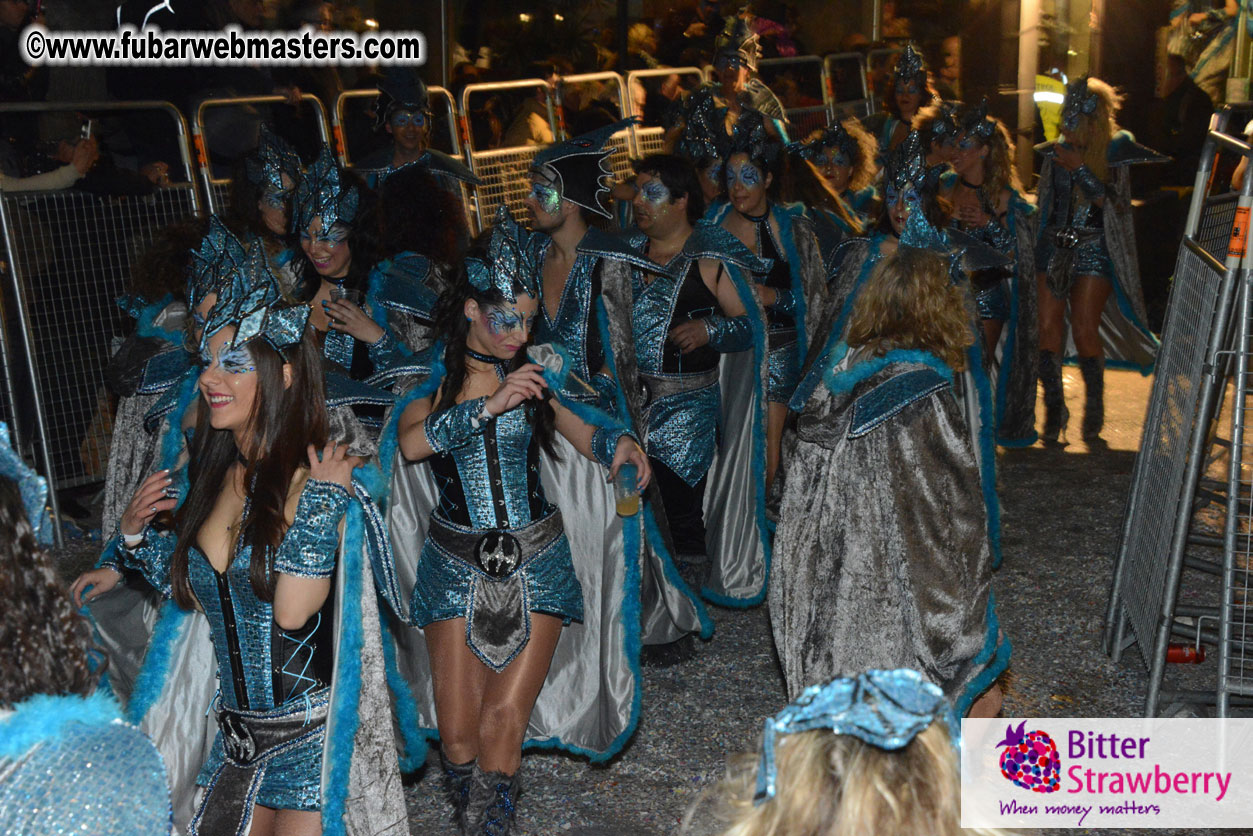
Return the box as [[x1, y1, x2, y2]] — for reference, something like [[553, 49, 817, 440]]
[[128, 294, 183, 342], [366, 263, 392, 333], [0, 692, 124, 758], [126, 599, 190, 724], [997, 434, 1039, 449], [322, 494, 367, 836], [642, 504, 714, 638], [157, 370, 201, 509], [824, 346, 954, 395], [954, 591, 1012, 718], [965, 337, 1004, 569], [378, 610, 434, 771], [376, 343, 446, 503]]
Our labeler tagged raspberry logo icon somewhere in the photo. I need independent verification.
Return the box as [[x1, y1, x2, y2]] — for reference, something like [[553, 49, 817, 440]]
[[996, 721, 1061, 793]]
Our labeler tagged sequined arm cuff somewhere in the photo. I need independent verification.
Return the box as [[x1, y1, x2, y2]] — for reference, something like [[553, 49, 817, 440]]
[[1072, 165, 1106, 201], [767, 287, 798, 316], [704, 314, 754, 353], [108, 528, 177, 594], [367, 329, 411, 369], [424, 396, 490, 454], [591, 426, 633, 468], [591, 372, 622, 416], [273, 479, 350, 578]]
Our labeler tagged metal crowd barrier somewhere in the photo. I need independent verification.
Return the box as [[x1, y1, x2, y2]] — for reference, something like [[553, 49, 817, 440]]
[[558, 71, 638, 183], [458, 78, 558, 231], [0, 101, 200, 545], [192, 93, 332, 214], [624, 67, 706, 159], [823, 51, 872, 120], [864, 47, 902, 116], [1105, 116, 1253, 716], [757, 55, 832, 140]]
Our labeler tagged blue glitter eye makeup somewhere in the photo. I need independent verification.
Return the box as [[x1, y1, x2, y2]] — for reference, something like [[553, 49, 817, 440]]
[[483, 306, 534, 336], [884, 184, 899, 205], [726, 162, 762, 188], [821, 151, 850, 169], [390, 111, 427, 128], [957, 136, 978, 151], [704, 162, 723, 184], [529, 182, 562, 215], [261, 186, 291, 209], [640, 180, 671, 206], [199, 343, 257, 374]]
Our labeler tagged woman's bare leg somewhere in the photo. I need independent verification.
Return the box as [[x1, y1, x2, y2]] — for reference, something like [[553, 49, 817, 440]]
[[477, 614, 563, 774], [766, 402, 786, 491], [426, 618, 489, 765], [273, 808, 321, 836], [247, 804, 276, 836]]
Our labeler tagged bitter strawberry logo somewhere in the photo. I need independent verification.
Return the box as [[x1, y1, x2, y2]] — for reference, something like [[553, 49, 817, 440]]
[[996, 721, 1061, 793]]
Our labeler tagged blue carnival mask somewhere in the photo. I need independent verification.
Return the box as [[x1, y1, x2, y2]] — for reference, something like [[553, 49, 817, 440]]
[[528, 180, 563, 215], [389, 109, 428, 128], [726, 159, 764, 189], [301, 220, 350, 246], [638, 179, 671, 206], [754, 669, 958, 805], [198, 342, 257, 375]]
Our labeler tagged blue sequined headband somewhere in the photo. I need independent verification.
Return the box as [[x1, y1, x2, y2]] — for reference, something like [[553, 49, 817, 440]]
[[292, 145, 360, 235], [201, 235, 310, 353], [0, 421, 51, 545], [894, 42, 926, 84], [1060, 76, 1100, 133], [466, 206, 540, 302], [754, 669, 958, 804]]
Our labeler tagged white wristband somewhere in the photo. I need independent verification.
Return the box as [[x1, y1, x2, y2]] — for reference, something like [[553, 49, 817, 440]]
[[122, 531, 145, 549]]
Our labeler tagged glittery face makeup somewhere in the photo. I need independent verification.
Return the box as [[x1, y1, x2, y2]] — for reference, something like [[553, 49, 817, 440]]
[[639, 179, 671, 206], [819, 150, 851, 169], [301, 218, 352, 279], [725, 159, 763, 189], [261, 185, 292, 209], [469, 296, 539, 360], [528, 181, 562, 216], [886, 184, 920, 235], [704, 160, 723, 186], [199, 342, 257, 374], [389, 110, 427, 128], [197, 327, 261, 433], [482, 306, 535, 337]]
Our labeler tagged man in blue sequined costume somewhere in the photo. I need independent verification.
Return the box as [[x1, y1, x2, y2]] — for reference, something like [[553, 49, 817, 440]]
[[523, 121, 711, 661], [626, 153, 772, 605]]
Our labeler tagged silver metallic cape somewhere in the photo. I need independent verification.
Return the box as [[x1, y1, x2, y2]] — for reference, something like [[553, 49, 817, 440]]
[[993, 193, 1041, 446], [94, 479, 406, 836], [1035, 142, 1159, 371], [377, 363, 644, 762], [770, 354, 1010, 712]]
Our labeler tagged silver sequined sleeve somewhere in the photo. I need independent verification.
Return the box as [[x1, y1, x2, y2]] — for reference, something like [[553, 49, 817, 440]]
[[115, 529, 178, 597], [272, 478, 350, 578]]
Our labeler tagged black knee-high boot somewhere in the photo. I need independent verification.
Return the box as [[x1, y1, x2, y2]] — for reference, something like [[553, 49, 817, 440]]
[[440, 752, 476, 834], [1039, 349, 1068, 443], [1078, 355, 1105, 441]]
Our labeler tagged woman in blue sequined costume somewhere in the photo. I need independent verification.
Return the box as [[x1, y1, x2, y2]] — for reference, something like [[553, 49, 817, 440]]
[[942, 101, 1040, 447], [1035, 77, 1161, 445], [861, 43, 937, 158], [710, 127, 826, 489], [2, 436, 172, 836], [385, 231, 651, 835], [788, 121, 877, 249], [72, 250, 405, 836]]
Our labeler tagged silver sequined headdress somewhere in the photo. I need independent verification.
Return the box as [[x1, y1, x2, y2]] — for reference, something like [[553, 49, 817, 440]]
[[754, 670, 958, 804], [961, 97, 997, 143], [188, 215, 247, 313], [786, 122, 858, 164], [201, 235, 311, 352], [677, 87, 730, 164], [1060, 75, 1100, 133], [531, 117, 637, 218], [292, 145, 360, 235], [727, 108, 781, 167], [884, 130, 933, 194], [244, 123, 302, 195], [714, 17, 762, 72], [466, 206, 541, 302], [893, 42, 927, 87]]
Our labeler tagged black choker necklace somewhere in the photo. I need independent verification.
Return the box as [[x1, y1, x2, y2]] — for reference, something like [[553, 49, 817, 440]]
[[959, 176, 984, 190], [741, 207, 770, 223], [466, 346, 506, 365]]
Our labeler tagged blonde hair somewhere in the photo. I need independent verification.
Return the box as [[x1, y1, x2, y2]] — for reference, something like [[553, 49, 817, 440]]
[[779, 155, 864, 236], [982, 117, 1023, 201], [845, 248, 974, 372], [684, 721, 1018, 836], [1066, 77, 1122, 181]]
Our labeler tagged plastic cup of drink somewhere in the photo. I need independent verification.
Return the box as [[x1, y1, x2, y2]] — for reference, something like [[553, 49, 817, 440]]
[[614, 463, 640, 517]]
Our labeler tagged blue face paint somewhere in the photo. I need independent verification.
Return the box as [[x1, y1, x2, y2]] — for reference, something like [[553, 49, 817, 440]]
[[704, 161, 723, 186], [819, 150, 851, 169], [301, 221, 349, 245], [528, 181, 562, 215], [389, 110, 428, 128], [639, 179, 671, 206], [199, 342, 257, 375], [884, 183, 920, 209], [261, 185, 292, 209], [957, 135, 979, 151], [483, 306, 535, 337], [726, 160, 763, 189]]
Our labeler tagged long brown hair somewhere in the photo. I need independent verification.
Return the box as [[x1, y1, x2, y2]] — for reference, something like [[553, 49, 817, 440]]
[[778, 154, 864, 236], [0, 477, 98, 706], [845, 248, 974, 371], [168, 328, 328, 608]]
